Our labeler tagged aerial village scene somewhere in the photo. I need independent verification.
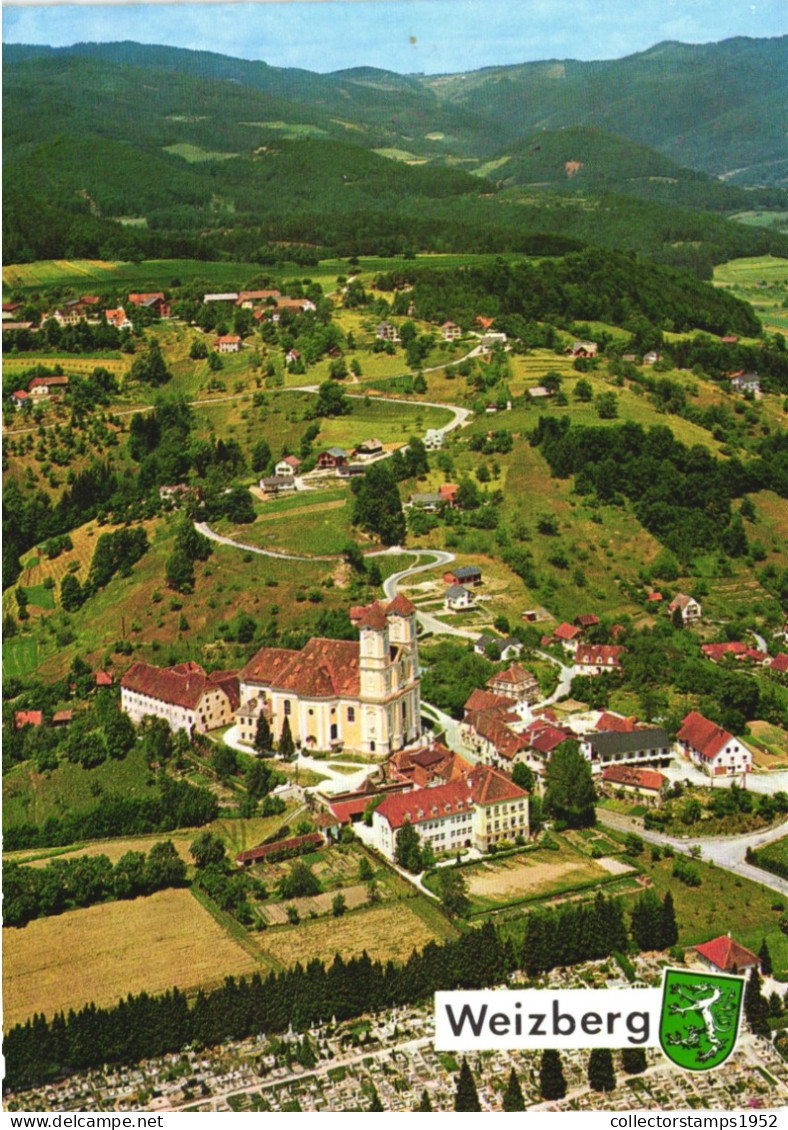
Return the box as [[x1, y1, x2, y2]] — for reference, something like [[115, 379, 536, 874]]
[[2, 0, 788, 1114]]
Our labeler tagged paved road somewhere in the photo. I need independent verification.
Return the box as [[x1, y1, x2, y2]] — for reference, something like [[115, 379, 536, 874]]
[[597, 809, 788, 896]]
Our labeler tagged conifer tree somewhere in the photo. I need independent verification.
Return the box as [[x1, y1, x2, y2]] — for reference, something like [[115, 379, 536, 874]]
[[368, 1086, 384, 1111], [759, 939, 773, 977], [660, 891, 679, 949], [416, 1090, 433, 1111], [621, 1048, 647, 1075], [454, 1059, 481, 1112], [254, 712, 273, 755], [278, 716, 295, 760], [630, 889, 663, 950], [588, 1048, 616, 1092], [744, 966, 770, 1038], [502, 1067, 525, 1111], [539, 1049, 567, 1100]]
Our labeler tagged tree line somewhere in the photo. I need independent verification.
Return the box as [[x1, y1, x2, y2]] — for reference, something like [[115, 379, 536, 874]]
[[5, 890, 674, 1092], [4, 841, 187, 927]]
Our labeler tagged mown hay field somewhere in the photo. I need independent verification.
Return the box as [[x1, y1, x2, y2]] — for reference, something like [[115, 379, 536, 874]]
[[3, 888, 264, 1028], [457, 848, 609, 911], [254, 900, 457, 969]]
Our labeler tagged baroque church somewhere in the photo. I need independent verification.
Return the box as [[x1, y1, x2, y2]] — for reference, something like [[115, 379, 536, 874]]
[[236, 594, 422, 755]]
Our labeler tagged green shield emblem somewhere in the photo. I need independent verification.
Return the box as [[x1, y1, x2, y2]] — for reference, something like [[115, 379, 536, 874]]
[[659, 968, 743, 1071]]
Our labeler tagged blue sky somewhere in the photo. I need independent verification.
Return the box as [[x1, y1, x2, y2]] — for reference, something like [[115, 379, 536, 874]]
[[3, 0, 786, 74]]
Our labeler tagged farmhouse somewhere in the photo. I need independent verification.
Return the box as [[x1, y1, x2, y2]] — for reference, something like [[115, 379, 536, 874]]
[[424, 429, 444, 450], [317, 447, 348, 470], [15, 710, 43, 729], [730, 372, 761, 395], [28, 375, 69, 398], [236, 289, 280, 308], [443, 564, 482, 586], [582, 726, 671, 770], [371, 764, 529, 859], [676, 710, 753, 777], [376, 321, 400, 341], [571, 340, 598, 357], [409, 491, 443, 512], [11, 390, 30, 409], [237, 597, 421, 755], [260, 476, 297, 494], [440, 321, 462, 340], [128, 292, 170, 317], [203, 292, 239, 304], [669, 593, 702, 623], [702, 642, 769, 666], [214, 334, 241, 353], [601, 764, 668, 801], [120, 661, 240, 735], [693, 935, 760, 975], [105, 307, 132, 330], [552, 622, 581, 647]]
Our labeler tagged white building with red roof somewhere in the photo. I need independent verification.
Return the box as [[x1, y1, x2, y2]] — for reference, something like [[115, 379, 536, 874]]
[[693, 934, 760, 975], [676, 710, 752, 777], [237, 598, 421, 755], [121, 661, 240, 735], [574, 643, 625, 672], [371, 764, 529, 859], [601, 764, 668, 800]]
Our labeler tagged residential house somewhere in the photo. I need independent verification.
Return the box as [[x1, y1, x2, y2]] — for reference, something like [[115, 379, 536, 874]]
[[582, 726, 671, 770], [274, 455, 301, 477], [481, 332, 507, 348], [730, 372, 761, 395], [552, 622, 582, 650], [94, 671, 114, 688], [440, 321, 462, 341], [158, 483, 199, 506], [260, 476, 296, 494], [128, 292, 170, 317], [388, 743, 474, 789], [353, 438, 384, 461], [676, 710, 753, 777], [2, 301, 23, 320], [121, 661, 240, 735], [574, 614, 600, 631], [237, 597, 421, 755], [317, 447, 348, 470], [443, 564, 482, 586], [105, 307, 132, 330], [643, 351, 660, 365], [214, 334, 241, 353], [336, 464, 367, 480], [409, 492, 443, 512], [693, 935, 760, 975], [52, 710, 74, 727], [574, 643, 625, 673], [571, 340, 598, 357], [28, 375, 69, 399], [371, 765, 529, 859], [445, 584, 475, 612], [486, 663, 540, 705], [376, 321, 400, 342], [771, 653, 788, 675], [669, 593, 702, 623], [702, 642, 769, 666], [474, 635, 524, 662], [424, 429, 444, 450], [601, 764, 668, 801], [285, 348, 300, 366], [11, 390, 30, 409], [460, 688, 530, 769]]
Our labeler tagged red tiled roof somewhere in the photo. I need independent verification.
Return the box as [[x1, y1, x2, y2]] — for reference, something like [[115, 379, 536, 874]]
[[243, 639, 361, 698], [376, 766, 527, 829], [575, 644, 624, 667], [647, 592, 663, 602], [94, 671, 114, 686], [241, 646, 301, 684], [488, 663, 535, 688], [574, 614, 600, 627], [28, 376, 69, 390], [128, 292, 165, 304], [676, 711, 732, 760], [554, 622, 581, 641], [15, 710, 43, 728], [469, 764, 529, 805], [236, 832, 323, 864], [602, 765, 667, 791], [52, 709, 74, 724], [279, 455, 301, 468], [669, 593, 697, 612], [527, 723, 573, 755], [214, 334, 241, 344], [356, 603, 387, 631], [595, 711, 637, 732], [386, 593, 416, 617], [464, 687, 517, 715], [121, 661, 238, 711], [772, 653, 788, 673], [693, 935, 759, 972]]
